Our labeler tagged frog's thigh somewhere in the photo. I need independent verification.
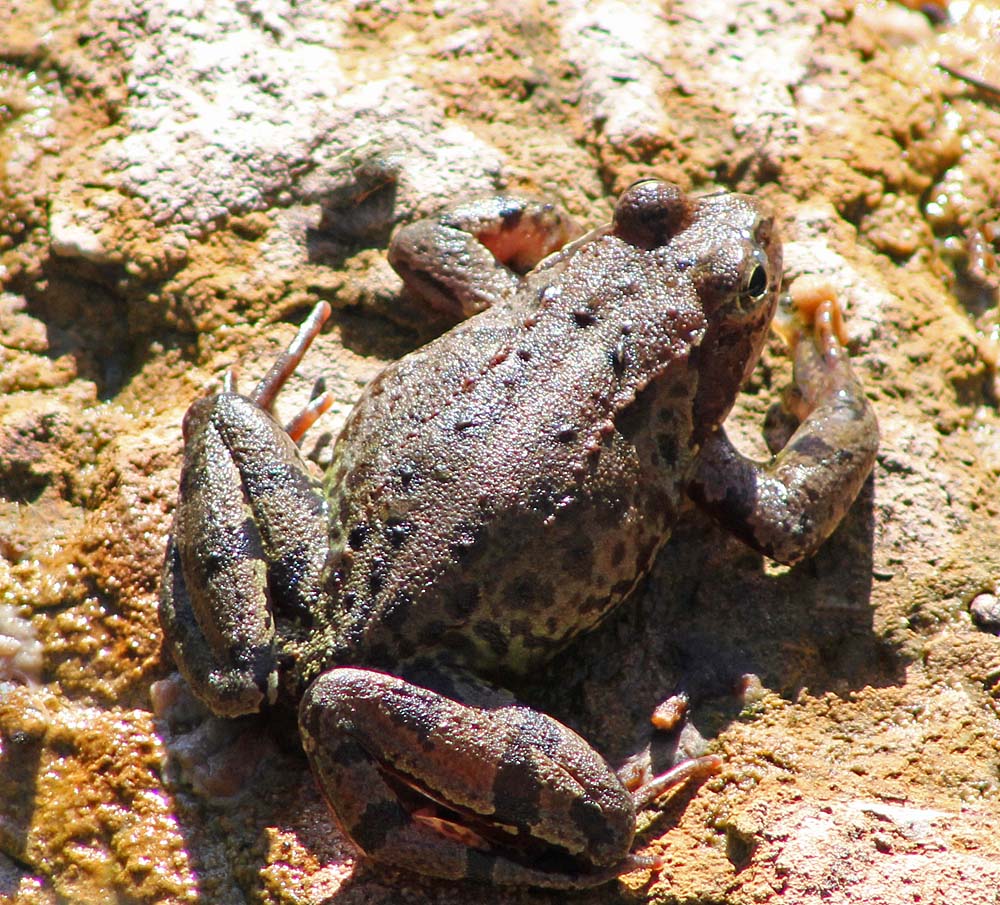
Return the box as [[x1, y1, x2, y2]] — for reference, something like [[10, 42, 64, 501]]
[[163, 393, 327, 716], [387, 196, 581, 319], [299, 667, 635, 888], [689, 350, 877, 565]]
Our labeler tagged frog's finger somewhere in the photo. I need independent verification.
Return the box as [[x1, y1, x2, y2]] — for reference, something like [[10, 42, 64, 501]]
[[299, 666, 642, 888], [773, 277, 849, 350], [630, 754, 722, 810]]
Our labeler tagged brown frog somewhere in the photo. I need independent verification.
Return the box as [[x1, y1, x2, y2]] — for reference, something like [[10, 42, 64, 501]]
[[159, 179, 879, 888]]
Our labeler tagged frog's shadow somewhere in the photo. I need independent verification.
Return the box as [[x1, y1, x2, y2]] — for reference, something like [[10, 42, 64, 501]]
[[522, 476, 893, 771]]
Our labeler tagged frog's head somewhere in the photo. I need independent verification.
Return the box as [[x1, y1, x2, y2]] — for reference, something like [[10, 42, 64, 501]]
[[612, 179, 782, 438]]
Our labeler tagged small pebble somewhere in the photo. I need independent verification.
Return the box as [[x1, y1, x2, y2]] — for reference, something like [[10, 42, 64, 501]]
[[970, 593, 1000, 633]]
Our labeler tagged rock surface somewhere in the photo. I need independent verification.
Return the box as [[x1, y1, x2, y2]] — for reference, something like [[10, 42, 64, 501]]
[[2, 0, 999, 902]]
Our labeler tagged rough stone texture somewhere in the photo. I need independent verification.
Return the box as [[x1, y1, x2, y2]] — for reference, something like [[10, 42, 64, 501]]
[[2, 0, 999, 903]]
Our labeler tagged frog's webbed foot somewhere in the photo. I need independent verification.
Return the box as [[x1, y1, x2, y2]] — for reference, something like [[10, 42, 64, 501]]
[[688, 284, 879, 565], [160, 304, 333, 717], [388, 196, 583, 319], [300, 664, 671, 888]]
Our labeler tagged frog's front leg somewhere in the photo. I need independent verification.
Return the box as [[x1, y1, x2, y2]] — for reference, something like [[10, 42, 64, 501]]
[[688, 287, 879, 565], [299, 665, 710, 889], [388, 196, 583, 319], [160, 305, 333, 717]]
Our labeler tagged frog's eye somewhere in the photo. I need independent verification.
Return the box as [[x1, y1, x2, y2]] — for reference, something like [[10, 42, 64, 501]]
[[626, 177, 663, 191], [613, 179, 691, 249], [742, 248, 770, 300]]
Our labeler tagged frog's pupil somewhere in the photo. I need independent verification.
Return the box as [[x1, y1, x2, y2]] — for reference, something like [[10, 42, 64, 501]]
[[746, 264, 767, 298]]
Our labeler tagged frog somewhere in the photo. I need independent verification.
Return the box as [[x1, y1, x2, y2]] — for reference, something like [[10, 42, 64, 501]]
[[159, 178, 879, 889]]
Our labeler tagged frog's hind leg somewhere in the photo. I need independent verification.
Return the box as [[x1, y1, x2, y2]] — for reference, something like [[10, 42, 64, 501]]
[[300, 665, 645, 889], [160, 306, 333, 717], [388, 196, 584, 319]]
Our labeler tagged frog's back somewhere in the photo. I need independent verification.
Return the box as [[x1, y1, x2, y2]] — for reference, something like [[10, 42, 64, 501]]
[[319, 237, 707, 676]]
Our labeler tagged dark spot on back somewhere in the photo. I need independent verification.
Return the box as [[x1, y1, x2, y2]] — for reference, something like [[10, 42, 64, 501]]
[[326, 738, 369, 767], [474, 620, 509, 657], [393, 459, 418, 491], [491, 743, 541, 829], [649, 488, 677, 527], [385, 518, 412, 547], [269, 544, 316, 624], [611, 577, 636, 597], [382, 590, 413, 632], [500, 204, 524, 230], [658, 432, 679, 467], [368, 557, 388, 596], [419, 620, 447, 646], [438, 631, 479, 665], [505, 576, 538, 609], [445, 583, 480, 619], [347, 523, 370, 549], [579, 594, 609, 615], [569, 796, 619, 852], [564, 536, 594, 576], [194, 515, 262, 583]]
